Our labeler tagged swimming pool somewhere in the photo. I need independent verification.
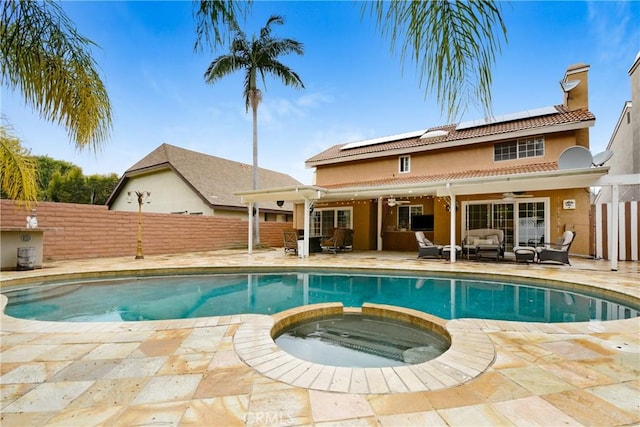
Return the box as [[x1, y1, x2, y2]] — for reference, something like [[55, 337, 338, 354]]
[[3, 270, 638, 323]]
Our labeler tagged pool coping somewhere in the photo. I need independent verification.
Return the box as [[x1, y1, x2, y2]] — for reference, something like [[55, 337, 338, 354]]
[[234, 302, 495, 394], [1, 261, 638, 388]]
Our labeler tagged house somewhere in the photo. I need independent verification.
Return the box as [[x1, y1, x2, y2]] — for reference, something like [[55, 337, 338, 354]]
[[593, 53, 640, 204], [107, 143, 301, 220], [591, 54, 640, 264], [236, 64, 611, 258]]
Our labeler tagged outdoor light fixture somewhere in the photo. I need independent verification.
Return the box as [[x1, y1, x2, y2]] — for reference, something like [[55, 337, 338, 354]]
[[127, 190, 151, 259]]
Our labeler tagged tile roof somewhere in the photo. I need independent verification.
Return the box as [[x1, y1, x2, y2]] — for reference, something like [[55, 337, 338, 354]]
[[322, 162, 559, 189], [123, 143, 301, 211], [306, 105, 595, 164]]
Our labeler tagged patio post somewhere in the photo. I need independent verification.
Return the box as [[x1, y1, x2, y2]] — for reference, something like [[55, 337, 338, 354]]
[[448, 187, 457, 263], [377, 197, 383, 251], [610, 184, 619, 271], [303, 198, 311, 258], [248, 202, 254, 255]]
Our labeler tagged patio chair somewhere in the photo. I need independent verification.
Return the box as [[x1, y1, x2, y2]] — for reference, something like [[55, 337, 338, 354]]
[[536, 231, 576, 265], [283, 230, 299, 255], [342, 229, 354, 251], [321, 228, 348, 253], [415, 231, 442, 259]]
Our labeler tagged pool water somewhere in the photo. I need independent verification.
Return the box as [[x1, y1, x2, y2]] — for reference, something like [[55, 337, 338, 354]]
[[274, 314, 450, 368], [3, 271, 638, 322]]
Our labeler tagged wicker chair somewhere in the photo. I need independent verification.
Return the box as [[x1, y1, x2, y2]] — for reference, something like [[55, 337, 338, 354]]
[[321, 228, 353, 253], [536, 231, 576, 265], [283, 230, 299, 255], [415, 231, 442, 259]]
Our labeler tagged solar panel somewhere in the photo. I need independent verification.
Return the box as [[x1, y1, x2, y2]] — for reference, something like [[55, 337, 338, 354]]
[[340, 129, 427, 151], [420, 130, 449, 139], [455, 106, 558, 131]]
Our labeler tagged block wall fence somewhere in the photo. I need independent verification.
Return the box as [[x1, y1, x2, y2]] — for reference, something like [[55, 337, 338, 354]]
[[0, 200, 292, 261]]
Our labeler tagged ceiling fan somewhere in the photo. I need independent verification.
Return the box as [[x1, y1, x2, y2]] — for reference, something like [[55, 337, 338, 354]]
[[386, 197, 409, 207], [502, 191, 533, 201]]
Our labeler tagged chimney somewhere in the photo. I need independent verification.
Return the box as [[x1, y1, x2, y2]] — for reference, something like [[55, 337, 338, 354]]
[[561, 63, 590, 111]]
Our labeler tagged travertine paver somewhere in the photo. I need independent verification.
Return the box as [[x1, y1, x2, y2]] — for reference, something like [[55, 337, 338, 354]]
[[0, 249, 638, 426]]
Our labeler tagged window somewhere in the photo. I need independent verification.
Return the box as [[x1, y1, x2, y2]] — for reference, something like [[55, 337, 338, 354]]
[[399, 155, 410, 173], [398, 205, 422, 230], [311, 208, 352, 236], [494, 137, 544, 161]]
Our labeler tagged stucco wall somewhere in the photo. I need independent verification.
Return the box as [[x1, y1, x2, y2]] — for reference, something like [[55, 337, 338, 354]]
[[0, 200, 292, 262], [110, 169, 214, 215], [314, 132, 583, 187]]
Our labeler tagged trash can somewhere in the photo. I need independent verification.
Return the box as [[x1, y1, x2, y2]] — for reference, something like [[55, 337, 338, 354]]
[[17, 247, 35, 271]]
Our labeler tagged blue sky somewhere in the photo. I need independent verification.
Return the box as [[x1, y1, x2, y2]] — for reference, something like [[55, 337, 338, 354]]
[[2, 1, 639, 185]]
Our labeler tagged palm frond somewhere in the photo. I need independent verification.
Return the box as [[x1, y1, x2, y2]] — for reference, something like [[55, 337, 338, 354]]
[[204, 14, 304, 113], [364, 0, 507, 121], [193, 0, 249, 51], [1, 0, 112, 150], [0, 125, 38, 206]]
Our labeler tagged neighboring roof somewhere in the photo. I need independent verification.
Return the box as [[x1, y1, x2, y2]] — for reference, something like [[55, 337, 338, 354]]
[[107, 143, 301, 211], [606, 101, 632, 151], [306, 105, 595, 166]]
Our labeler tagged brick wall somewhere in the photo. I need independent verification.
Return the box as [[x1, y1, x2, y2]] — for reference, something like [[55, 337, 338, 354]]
[[0, 200, 292, 261]]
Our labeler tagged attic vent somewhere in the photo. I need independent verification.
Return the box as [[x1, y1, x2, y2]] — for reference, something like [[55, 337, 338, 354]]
[[420, 130, 449, 139]]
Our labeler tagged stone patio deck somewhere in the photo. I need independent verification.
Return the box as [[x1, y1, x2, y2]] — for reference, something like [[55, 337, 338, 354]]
[[1, 249, 638, 426]]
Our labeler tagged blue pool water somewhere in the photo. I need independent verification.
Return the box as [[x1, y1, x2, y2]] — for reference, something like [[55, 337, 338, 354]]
[[3, 271, 638, 323]]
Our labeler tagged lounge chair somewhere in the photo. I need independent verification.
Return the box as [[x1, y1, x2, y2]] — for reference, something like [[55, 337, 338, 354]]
[[463, 229, 505, 260], [536, 231, 576, 265], [415, 231, 442, 259], [283, 229, 299, 255], [320, 228, 353, 253]]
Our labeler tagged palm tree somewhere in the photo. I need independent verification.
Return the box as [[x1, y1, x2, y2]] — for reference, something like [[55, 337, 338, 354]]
[[0, 0, 112, 205], [204, 15, 304, 246], [364, 0, 507, 121]]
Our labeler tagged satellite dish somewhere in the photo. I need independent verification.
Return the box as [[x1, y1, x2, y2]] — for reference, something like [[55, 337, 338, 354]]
[[558, 146, 593, 170], [560, 79, 580, 92], [592, 150, 614, 167]]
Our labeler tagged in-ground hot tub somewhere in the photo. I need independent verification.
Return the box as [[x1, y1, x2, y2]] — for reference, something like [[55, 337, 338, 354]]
[[271, 303, 451, 368], [274, 311, 450, 368], [234, 302, 495, 394]]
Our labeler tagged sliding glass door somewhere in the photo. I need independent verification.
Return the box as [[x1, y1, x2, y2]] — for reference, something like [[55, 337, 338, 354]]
[[517, 202, 546, 247], [465, 199, 548, 253]]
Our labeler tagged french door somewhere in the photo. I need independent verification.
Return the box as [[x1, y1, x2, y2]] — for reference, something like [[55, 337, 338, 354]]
[[311, 208, 352, 236], [465, 200, 547, 252]]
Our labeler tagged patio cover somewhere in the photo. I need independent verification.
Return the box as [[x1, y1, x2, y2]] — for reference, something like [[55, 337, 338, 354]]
[[235, 165, 633, 270]]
